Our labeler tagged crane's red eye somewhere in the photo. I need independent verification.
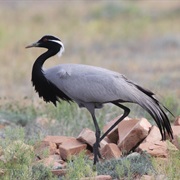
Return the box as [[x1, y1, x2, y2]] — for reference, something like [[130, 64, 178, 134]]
[[43, 38, 48, 42]]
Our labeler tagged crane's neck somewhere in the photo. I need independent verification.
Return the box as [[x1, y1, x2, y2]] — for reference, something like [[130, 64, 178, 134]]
[[31, 49, 56, 100], [32, 49, 56, 72]]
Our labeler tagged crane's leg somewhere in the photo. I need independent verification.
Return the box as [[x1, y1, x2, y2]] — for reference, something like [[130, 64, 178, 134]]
[[100, 102, 130, 141], [91, 112, 102, 164], [85, 104, 101, 165]]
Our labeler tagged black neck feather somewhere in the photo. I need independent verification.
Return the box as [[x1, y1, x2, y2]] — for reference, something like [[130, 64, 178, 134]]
[[32, 49, 72, 106]]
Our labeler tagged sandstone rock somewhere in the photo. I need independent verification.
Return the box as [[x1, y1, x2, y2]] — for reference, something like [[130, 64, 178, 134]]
[[80, 175, 112, 180], [174, 116, 180, 126], [34, 141, 58, 159], [77, 128, 107, 149], [144, 125, 162, 142], [0, 146, 3, 156], [137, 141, 178, 157], [0, 124, 5, 129], [141, 174, 168, 180], [38, 155, 64, 169], [103, 136, 111, 143], [51, 169, 67, 176], [171, 125, 180, 149], [43, 135, 74, 145], [138, 141, 168, 157], [95, 175, 112, 180], [155, 174, 168, 180], [140, 175, 154, 180], [118, 118, 152, 153], [101, 143, 122, 160], [59, 138, 87, 160], [103, 115, 131, 143], [0, 155, 6, 163], [35, 116, 56, 127], [0, 169, 5, 176]]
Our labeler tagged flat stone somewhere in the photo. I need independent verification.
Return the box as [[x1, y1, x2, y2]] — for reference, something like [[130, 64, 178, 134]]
[[34, 141, 59, 159], [103, 115, 131, 143], [35, 116, 56, 127], [144, 126, 162, 143], [137, 141, 178, 157], [171, 125, 180, 149], [101, 143, 122, 159], [118, 118, 151, 153], [43, 135, 74, 145], [77, 128, 107, 149], [80, 175, 112, 180], [59, 138, 87, 160], [38, 155, 63, 169], [51, 169, 67, 176], [174, 116, 180, 126], [140, 175, 154, 180]]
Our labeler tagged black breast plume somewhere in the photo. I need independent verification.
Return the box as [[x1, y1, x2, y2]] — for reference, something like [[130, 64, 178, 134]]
[[32, 69, 72, 106]]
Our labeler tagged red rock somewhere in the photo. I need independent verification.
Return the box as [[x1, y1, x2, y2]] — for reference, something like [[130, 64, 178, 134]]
[[103, 136, 111, 143], [172, 125, 180, 136], [118, 118, 151, 153], [80, 175, 112, 180], [49, 142, 59, 155], [140, 175, 154, 180], [137, 141, 178, 157], [0, 146, 3, 156], [50, 154, 61, 161], [53, 161, 64, 169], [94, 175, 112, 180], [51, 169, 67, 176], [43, 135, 74, 145], [0, 124, 5, 129], [144, 126, 162, 142], [59, 138, 87, 160], [101, 143, 122, 159], [38, 155, 63, 169], [0, 169, 5, 176], [171, 125, 180, 149], [35, 117, 56, 127], [174, 116, 180, 126], [138, 141, 167, 157], [77, 128, 107, 149], [34, 141, 58, 159], [103, 115, 131, 143]]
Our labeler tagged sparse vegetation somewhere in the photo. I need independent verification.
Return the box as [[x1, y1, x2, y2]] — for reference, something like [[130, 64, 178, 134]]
[[0, 1, 179, 179], [97, 152, 154, 179], [63, 151, 95, 179], [0, 127, 57, 180], [152, 146, 180, 179]]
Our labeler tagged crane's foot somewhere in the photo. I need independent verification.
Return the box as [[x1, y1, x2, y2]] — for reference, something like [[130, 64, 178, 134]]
[[93, 142, 102, 165]]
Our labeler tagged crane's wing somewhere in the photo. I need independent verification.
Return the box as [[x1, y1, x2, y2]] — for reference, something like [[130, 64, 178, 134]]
[[45, 63, 173, 140], [44, 64, 135, 103]]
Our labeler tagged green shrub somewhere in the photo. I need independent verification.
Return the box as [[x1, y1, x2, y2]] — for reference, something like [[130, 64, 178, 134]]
[[64, 151, 95, 179], [32, 164, 57, 180], [97, 152, 154, 179], [152, 148, 180, 179], [0, 127, 57, 180]]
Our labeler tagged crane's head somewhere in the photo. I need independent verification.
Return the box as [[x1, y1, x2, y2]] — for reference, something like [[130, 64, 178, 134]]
[[26, 35, 65, 57]]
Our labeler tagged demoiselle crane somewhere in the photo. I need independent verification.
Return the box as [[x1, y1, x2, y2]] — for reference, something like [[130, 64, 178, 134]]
[[26, 35, 173, 164]]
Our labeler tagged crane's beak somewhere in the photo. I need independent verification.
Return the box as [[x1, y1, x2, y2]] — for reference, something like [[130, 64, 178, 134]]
[[25, 42, 39, 48]]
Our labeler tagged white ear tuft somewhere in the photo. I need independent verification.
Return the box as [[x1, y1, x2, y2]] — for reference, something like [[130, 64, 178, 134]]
[[49, 39, 65, 57], [57, 44, 65, 57]]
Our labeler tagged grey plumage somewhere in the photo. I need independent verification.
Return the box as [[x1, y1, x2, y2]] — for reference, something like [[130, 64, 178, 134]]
[[26, 35, 173, 165], [45, 64, 173, 140]]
